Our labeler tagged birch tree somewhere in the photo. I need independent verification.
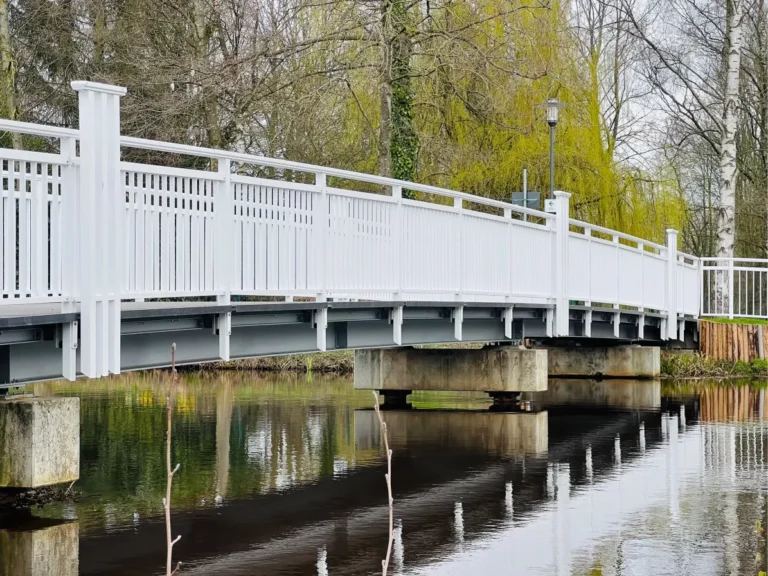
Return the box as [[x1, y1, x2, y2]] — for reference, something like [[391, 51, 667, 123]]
[[717, 0, 744, 260]]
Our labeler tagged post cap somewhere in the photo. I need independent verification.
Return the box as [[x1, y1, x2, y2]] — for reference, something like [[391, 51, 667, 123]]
[[71, 81, 127, 97], [553, 190, 571, 199], [665, 229, 679, 236]]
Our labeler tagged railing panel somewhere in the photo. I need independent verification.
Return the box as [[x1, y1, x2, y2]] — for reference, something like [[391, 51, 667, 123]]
[[462, 213, 509, 297], [1, 156, 66, 302], [401, 203, 459, 297], [567, 234, 591, 302], [232, 181, 318, 294], [677, 261, 699, 316], [617, 246, 644, 308], [124, 168, 218, 296], [642, 254, 666, 311], [326, 192, 394, 295], [589, 240, 619, 305], [509, 222, 553, 300]]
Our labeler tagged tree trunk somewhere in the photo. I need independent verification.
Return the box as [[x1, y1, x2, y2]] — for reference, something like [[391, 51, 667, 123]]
[[0, 0, 20, 149], [378, 1, 393, 178], [717, 0, 743, 260], [716, 0, 743, 310], [389, 0, 417, 186]]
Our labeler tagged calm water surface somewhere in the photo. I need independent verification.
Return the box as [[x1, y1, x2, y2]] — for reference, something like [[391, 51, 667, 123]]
[[4, 373, 768, 575]]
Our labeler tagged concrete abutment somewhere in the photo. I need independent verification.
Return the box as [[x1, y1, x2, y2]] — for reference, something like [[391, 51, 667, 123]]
[[0, 397, 79, 489]]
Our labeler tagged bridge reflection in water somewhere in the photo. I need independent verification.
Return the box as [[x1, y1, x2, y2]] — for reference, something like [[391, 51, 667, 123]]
[[3, 374, 768, 575]]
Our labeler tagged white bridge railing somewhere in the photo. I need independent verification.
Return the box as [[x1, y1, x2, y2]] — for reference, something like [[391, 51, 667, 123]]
[[701, 258, 768, 319], [0, 81, 700, 378]]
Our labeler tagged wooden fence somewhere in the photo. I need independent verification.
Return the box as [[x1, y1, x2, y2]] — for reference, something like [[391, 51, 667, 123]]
[[699, 320, 768, 362]]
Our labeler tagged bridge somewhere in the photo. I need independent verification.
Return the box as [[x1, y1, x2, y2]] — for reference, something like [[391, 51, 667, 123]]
[[0, 80, 717, 389]]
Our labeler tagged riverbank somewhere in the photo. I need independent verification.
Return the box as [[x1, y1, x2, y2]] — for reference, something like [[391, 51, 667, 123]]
[[212, 349, 768, 379], [214, 351, 355, 373], [660, 350, 768, 378]]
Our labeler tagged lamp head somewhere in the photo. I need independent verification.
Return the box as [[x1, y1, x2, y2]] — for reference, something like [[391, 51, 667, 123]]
[[545, 98, 566, 126]]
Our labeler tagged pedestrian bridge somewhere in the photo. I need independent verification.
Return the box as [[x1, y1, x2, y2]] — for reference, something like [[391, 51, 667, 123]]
[[0, 80, 741, 388]]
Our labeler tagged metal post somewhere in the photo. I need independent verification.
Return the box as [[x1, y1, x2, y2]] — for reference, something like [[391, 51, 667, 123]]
[[666, 229, 678, 340], [71, 81, 126, 378], [549, 125, 555, 199], [728, 258, 735, 319], [553, 191, 570, 336]]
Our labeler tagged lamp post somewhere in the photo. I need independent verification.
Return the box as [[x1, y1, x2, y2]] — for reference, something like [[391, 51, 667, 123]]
[[544, 98, 566, 198]]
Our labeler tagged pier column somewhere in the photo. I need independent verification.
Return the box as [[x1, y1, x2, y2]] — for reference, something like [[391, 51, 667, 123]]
[[354, 346, 548, 399], [546, 345, 660, 378], [0, 397, 79, 488]]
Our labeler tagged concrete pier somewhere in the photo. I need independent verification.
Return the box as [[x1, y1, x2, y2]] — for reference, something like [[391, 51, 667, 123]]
[[546, 345, 660, 378], [0, 520, 78, 576], [354, 409, 548, 456], [0, 397, 79, 488], [354, 346, 548, 393]]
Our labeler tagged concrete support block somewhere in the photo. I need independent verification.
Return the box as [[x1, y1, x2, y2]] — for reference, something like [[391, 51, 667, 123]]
[[0, 397, 80, 488], [354, 346, 548, 393], [354, 409, 548, 456], [524, 378, 661, 409], [0, 520, 78, 576], [546, 346, 660, 378]]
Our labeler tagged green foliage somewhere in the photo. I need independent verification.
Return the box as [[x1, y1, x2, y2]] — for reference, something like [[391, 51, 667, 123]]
[[661, 351, 768, 377], [708, 317, 768, 325]]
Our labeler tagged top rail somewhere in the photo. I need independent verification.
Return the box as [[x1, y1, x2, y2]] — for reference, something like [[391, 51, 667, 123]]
[[120, 135, 553, 220], [0, 118, 79, 139], [569, 217, 669, 253]]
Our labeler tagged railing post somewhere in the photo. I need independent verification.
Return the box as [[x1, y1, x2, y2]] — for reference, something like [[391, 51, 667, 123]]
[[71, 81, 127, 378], [315, 172, 327, 301], [728, 258, 735, 319], [454, 197, 463, 300], [393, 185, 402, 299], [666, 229, 678, 340], [216, 157, 232, 361], [553, 191, 571, 337], [59, 136, 78, 308]]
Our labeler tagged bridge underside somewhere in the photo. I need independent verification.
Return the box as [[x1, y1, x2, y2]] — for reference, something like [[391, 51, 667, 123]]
[[0, 301, 697, 388]]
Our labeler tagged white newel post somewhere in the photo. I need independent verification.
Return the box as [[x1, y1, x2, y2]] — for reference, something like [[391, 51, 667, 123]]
[[666, 229, 678, 340], [71, 81, 127, 378], [216, 157, 233, 360], [553, 191, 571, 337]]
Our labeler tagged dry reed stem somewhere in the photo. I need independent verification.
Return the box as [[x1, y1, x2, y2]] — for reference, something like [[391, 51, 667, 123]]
[[372, 391, 394, 576], [165, 343, 182, 575]]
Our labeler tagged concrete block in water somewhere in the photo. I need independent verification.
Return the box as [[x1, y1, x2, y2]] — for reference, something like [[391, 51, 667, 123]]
[[0, 520, 78, 576], [354, 409, 548, 456], [354, 347, 548, 392], [0, 397, 80, 488], [546, 346, 660, 378], [524, 378, 661, 409]]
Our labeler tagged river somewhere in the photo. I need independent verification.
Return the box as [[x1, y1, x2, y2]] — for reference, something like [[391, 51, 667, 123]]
[[2, 372, 768, 575]]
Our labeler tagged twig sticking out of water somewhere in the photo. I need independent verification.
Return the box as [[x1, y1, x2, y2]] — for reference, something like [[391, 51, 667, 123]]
[[165, 343, 182, 576], [372, 391, 394, 576]]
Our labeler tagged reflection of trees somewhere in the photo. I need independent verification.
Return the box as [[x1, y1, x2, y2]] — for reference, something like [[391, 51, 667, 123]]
[[41, 372, 371, 530]]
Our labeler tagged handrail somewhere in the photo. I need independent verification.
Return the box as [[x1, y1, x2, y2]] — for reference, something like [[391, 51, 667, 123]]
[[569, 217, 668, 252], [120, 135, 553, 220], [0, 118, 79, 139]]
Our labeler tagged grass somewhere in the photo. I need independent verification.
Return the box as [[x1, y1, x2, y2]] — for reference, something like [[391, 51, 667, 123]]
[[212, 351, 355, 373], [705, 317, 768, 325], [661, 350, 768, 378]]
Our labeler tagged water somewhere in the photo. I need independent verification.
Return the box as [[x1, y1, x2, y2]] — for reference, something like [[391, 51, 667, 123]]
[[3, 373, 768, 575]]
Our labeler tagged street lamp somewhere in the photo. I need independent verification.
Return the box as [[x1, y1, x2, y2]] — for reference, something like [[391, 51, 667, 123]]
[[543, 98, 566, 198]]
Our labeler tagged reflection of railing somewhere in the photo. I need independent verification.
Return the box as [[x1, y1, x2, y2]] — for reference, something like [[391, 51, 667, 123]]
[[0, 81, 700, 379]]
